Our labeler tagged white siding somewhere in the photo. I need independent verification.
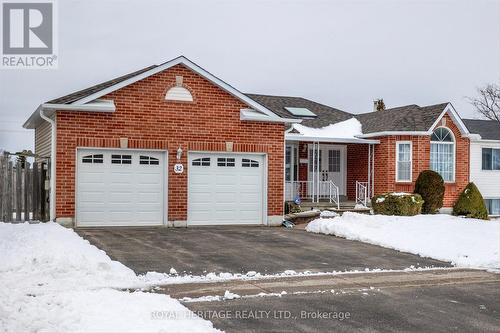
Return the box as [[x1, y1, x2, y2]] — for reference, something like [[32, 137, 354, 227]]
[[470, 140, 500, 198], [34, 121, 51, 159]]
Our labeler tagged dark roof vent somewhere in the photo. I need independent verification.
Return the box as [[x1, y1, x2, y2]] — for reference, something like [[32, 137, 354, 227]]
[[373, 99, 386, 112]]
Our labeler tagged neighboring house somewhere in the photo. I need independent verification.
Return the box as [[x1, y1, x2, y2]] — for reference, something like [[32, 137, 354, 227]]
[[463, 119, 500, 216], [23, 56, 472, 227]]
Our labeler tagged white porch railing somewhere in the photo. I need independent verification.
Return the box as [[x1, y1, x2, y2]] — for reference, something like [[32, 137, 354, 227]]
[[285, 181, 340, 209], [355, 181, 368, 207]]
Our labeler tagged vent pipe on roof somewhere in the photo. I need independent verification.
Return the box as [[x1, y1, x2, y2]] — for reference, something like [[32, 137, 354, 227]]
[[373, 99, 385, 112]]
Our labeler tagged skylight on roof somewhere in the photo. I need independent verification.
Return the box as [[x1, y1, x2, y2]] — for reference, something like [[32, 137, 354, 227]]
[[285, 107, 317, 117]]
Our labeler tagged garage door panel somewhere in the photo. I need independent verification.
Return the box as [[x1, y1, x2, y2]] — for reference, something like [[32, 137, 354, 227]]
[[136, 173, 162, 184], [78, 211, 106, 223], [215, 174, 238, 184], [77, 149, 165, 226], [109, 173, 134, 183], [137, 192, 162, 202], [108, 194, 134, 204], [78, 192, 106, 203], [239, 194, 260, 204], [79, 176, 106, 185], [188, 153, 264, 226]]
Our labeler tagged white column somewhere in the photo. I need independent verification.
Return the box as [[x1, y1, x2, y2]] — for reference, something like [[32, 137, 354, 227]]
[[371, 144, 375, 197], [311, 142, 315, 203], [367, 144, 371, 199], [316, 141, 320, 203]]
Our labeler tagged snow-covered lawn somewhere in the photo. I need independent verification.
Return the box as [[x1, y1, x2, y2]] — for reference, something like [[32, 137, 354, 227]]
[[0, 222, 218, 333], [306, 212, 500, 269]]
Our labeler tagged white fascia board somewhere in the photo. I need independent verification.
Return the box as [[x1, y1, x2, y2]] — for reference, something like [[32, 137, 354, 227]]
[[240, 109, 301, 124], [429, 103, 470, 136], [42, 100, 115, 112], [286, 133, 379, 144], [473, 138, 500, 143], [23, 100, 116, 129], [357, 131, 430, 138], [466, 133, 482, 141], [73, 56, 283, 121]]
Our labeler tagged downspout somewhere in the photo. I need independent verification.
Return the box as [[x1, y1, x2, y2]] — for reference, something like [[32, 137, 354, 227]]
[[39, 108, 56, 222]]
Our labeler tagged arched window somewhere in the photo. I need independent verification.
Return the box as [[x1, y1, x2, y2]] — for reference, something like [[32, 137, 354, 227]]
[[165, 75, 193, 102], [165, 86, 193, 102], [430, 127, 455, 181]]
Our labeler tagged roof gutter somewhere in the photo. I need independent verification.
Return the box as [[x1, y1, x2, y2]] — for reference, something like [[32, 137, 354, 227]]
[[41, 102, 115, 112], [286, 133, 380, 144], [39, 108, 56, 222], [357, 131, 430, 138], [23, 100, 116, 129]]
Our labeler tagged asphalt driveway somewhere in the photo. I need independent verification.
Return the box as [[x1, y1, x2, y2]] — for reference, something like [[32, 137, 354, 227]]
[[186, 281, 500, 333], [76, 226, 450, 275]]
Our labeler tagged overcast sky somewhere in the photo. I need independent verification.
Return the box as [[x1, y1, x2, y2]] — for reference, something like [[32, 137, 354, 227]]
[[1, 0, 499, 152]]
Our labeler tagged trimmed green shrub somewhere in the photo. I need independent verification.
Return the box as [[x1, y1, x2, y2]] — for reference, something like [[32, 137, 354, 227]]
[[371, 193, 424, 216], [452, 182, 489, 220], [414, 170, 445, 214]]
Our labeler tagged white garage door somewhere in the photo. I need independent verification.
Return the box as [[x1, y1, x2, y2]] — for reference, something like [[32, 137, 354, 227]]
[[76, 149, 166, 227], [188, 153, 265, 225]]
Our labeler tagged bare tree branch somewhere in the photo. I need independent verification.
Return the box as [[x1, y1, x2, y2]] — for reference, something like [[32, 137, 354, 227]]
[[467, 84, 500, 123]]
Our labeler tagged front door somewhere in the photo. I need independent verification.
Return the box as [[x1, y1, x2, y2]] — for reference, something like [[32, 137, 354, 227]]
[[308, 145, 346, 196]]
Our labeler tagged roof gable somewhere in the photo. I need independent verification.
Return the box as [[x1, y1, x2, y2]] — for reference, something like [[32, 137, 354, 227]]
[[355, 103, 448, 134]]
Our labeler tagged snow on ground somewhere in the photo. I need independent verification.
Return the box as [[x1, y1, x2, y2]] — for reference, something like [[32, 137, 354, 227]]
[[292, 118, 362, 139], [0, 222, 218, 333], [306, 212, 500, 269]]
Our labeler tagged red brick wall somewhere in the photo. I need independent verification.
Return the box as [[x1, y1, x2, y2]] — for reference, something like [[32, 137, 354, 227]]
[[55, 64, 285, 221], [346, 144, 369, 200], [372, 113, 470, 207]]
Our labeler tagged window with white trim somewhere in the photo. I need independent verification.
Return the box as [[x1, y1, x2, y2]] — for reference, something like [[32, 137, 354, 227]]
[[111, 154, 132, 164], [192, 157, 210, 166], [242, 158, 259, 167], [328, 149, 340, 172], [139, 155, 159, 165], [82, 154, 103, 164], [217, 157, 235, 167], [484, 199, 500, 215], [396, 142, 412, 182], [482, 148, 500, 170], [430, 127, 455, 182]]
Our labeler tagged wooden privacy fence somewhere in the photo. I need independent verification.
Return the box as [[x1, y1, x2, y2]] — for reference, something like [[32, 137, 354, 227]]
[[0, 155, 50, 222]]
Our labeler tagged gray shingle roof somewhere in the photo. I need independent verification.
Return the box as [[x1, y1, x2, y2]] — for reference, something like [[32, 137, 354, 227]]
[[245, 94, 353, 127], [355, 103, 449, 134], [463, 119, 500, 140], [48, 65, 158, 104], [44, 60, 452, 135]]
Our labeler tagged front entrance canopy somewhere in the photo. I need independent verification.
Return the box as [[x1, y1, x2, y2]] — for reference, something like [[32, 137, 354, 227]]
[[285, 133, 379, 144], [285, 136, 378, 206]]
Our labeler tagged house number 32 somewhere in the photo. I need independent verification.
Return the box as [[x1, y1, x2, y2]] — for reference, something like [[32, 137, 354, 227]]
[[174, 164, 184, 174]]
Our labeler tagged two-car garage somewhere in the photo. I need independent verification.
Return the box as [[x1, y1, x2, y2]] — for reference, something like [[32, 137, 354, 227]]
[[76, 149, 266, 227]]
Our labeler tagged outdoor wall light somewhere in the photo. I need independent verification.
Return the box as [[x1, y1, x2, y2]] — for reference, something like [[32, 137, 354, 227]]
[[176, 146, 183, 160]]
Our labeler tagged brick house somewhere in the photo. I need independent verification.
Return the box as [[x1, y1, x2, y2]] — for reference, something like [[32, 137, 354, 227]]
[[23, 56, 474, 227]]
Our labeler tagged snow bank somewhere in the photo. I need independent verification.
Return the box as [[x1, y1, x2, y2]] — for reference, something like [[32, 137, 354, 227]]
[[306, 212, 500, 269], [0, 222, 218, 332], [292, 118, 362, 139]]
